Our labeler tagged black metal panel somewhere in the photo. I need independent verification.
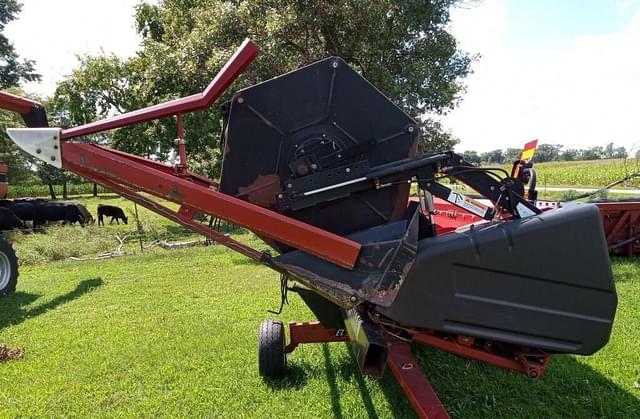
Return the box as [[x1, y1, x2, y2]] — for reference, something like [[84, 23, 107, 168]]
[[378, 203, 617, 355], [291, 285, 344, 329], [275, 205, 420, 307], [219, 57, 418, 240], [342, 308, 388, 378], [21, 106, 48, 128]]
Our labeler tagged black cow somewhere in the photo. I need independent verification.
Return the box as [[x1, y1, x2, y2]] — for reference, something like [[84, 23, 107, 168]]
[[0, 207, 25, 230], [97, 204, 128, 225], [1, 201, 45, 228], [58, 201, 94, 225], [38, 202, 87, 226]]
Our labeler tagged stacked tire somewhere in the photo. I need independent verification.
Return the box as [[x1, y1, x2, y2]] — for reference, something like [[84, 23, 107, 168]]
[[0, 234, 17, 296]]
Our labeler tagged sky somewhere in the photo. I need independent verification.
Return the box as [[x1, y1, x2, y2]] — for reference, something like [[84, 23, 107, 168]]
[[5, 0, 640, 153], [5, 0, 146, 95], [445, 0, 640, 153]]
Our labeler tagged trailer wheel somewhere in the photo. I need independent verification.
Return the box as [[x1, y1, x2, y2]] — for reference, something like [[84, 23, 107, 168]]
[[0, 235, 18, 296], [258, 319, 286, 377]]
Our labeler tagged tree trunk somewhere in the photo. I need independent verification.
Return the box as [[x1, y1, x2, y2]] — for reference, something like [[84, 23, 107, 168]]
[[48, 182, 56, 200], [93, 182, 98, 197], [62, 180, 68, 199]]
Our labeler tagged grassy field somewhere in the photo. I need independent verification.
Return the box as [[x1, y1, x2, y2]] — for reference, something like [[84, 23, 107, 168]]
[[0, 196, 639, 417], [514, 159, 640, 189], [4, 194, 216, 266]]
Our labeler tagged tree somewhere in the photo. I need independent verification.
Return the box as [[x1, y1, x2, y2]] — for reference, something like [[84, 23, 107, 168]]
[[418, 119, 462, 154], [603, 143, 627, 159], [37, 163, 65, 199], [503, 148, 521, 164], [53, 0, 475, 178], [612, 146, 627, 159], [535, 144, 562, 163], [480, 149, 503, 164], [561, 148, 578, 161], [0, 0, 40, 88], [0, 1, 41, 189], [579, 146, 603, 161], [0, 89, 37, 184], [462, 150, 480, 165]]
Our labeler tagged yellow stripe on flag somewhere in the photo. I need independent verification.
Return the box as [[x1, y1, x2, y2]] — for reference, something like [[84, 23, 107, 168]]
[[520, 139, 538, 161]]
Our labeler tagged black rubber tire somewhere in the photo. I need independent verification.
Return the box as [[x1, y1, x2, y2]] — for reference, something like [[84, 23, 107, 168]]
[[0, 235, 18, 297], [258, 319, 286, 377]]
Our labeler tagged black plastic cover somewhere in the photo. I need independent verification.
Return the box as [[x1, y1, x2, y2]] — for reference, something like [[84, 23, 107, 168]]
[[378, 203, 617, 355]]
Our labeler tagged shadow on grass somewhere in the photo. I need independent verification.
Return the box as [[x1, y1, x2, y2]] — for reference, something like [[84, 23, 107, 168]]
[[610, 257, 640, 283], [0, 278, 104, 330], [323, 344, 344, 419], [299, 340, 640, 418], [320, 342, 379, 419], [377, 345, 640, 419], [263, 362, 309, 390]]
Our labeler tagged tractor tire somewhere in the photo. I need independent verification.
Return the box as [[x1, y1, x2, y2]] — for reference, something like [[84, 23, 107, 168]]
[[0, 235, 18, 297], [258, 319, 286, 377]]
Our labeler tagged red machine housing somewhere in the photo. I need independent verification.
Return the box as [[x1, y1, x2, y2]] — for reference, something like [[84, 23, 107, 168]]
[[595, 200, 640, 256], [0, 163, 7, 199], [428, 196, 640, 257]]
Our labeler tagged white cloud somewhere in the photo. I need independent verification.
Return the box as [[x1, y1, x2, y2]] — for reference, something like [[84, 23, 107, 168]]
[[444, 0, 640, 154], [5, 0, 148, 97]]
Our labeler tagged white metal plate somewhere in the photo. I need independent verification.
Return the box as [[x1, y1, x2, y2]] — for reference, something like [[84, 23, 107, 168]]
[[446, 190, 491, 218], [6, 128, 62, 168]]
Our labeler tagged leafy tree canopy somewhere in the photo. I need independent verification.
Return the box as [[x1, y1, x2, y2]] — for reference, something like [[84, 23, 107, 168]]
[[0, 0, 41, 182], [52, 0, 475, 178], [0, 0, 40, 88], [469, 143, 628, 165]]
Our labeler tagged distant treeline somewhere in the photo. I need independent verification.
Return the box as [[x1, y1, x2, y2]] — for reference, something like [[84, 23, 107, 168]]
[[462, 142, 628, 165]]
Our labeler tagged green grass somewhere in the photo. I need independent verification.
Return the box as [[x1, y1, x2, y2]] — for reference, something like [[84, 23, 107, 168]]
[[5, 195, 233, 265], [1, 196, 639, 417]]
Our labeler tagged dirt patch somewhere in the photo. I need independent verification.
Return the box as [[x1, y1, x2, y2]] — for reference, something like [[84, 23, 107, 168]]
[[0, 345, 24, 362]]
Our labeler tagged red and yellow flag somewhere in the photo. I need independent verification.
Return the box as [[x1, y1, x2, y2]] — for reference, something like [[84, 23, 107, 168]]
[[520, 139, 538, 161]]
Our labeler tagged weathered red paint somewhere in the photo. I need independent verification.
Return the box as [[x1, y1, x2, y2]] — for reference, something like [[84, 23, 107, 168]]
[[61, 142, 361, 269], [0, 91, 41, 114], [386, 336, 450, 419], [60, 39, 259, 140], [82, 170, 265, 261], [285, 321, 349, 353], [411, 197, 484, 235], [92, 145, 215, 188], [0, 163, 7, 199], [414, 332, 549, 379], [595, 201, 640, 256]]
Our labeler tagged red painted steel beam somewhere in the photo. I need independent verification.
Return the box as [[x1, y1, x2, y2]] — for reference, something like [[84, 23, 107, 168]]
[[0, 91, 42, 114], [61, 38, 258, 140], [413, 333, 548, 378], [386, 336, 450, 419], [0, 162, 7, 199], [61, 142, 361, 269], [79, 171, 264, 261], [93, 145, 216, 188], [285, 321, 349, 353]]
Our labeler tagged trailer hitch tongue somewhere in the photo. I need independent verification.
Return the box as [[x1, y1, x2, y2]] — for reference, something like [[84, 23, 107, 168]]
[[6, 128, 62, 168]]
